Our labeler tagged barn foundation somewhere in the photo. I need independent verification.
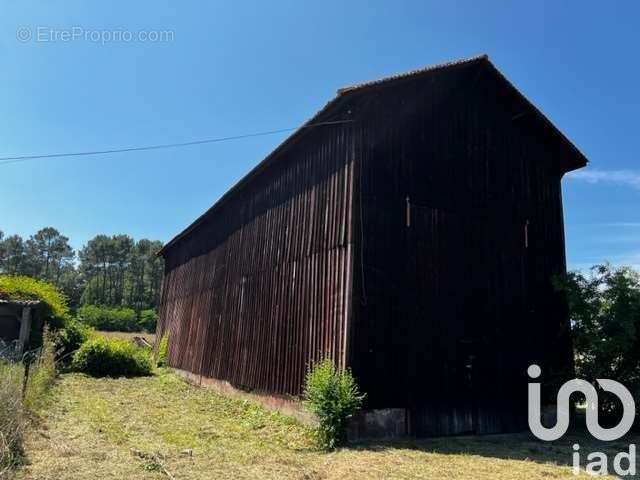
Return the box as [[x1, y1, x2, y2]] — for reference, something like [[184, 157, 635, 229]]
[[172, 368, 413, 439]]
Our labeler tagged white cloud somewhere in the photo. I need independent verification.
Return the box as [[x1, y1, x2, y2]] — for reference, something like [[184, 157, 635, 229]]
[[613, 251, 640, 269], [598, 222, 640, 228], [567, 169, 640, 189], [568, 253, 640, 272]]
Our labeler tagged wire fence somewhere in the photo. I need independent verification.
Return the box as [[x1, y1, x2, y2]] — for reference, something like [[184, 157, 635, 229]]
[[0, 338, 56, 475], [0, 340, 23, 363]]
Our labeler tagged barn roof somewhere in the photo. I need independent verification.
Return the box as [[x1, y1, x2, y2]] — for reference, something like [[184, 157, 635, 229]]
[[159, 54, 588, 256]]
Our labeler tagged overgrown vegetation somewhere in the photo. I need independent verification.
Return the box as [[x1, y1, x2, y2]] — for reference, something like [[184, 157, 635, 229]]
[[71, 338, 154, 377], [556, 264, 640, 419], [54, 320, 91, 365], [77, 305, 156, 333], [0, 275, 70, 328], [23, 329, 58, 413], [0, 275, 91, 361], [303, 358, 364, 450], [155, 333, 169, 367], [0, 332, 58, 477], [0, 362, 24, 476]]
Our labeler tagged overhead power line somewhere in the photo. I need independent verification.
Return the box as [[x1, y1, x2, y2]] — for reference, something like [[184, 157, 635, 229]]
[[0, 119, 353, 166]]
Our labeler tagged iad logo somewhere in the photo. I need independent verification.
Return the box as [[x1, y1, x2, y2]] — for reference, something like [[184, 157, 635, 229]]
[[527, 364, 637, 476], [528, 364, 635, 441]]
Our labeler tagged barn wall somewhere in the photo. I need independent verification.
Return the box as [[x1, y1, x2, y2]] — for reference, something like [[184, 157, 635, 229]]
[[349, 61, 577, 436], [347, 62, 479, 410], [157, 123, 356, 396], [157, 57, 582, 437]]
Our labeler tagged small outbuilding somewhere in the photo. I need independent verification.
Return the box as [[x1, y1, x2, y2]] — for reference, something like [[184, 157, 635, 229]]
[[0, 299, 42, 356], [157, 55, 587, 437]]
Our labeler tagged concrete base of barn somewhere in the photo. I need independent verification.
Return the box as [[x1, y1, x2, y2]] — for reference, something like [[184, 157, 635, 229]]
[[347, 409, 407, 440], [171, 368, 410, 439]]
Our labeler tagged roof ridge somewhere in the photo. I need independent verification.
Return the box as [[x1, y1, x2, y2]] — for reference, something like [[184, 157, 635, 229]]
[[336, 54, 489, 95], [159, 54, 586, 256]]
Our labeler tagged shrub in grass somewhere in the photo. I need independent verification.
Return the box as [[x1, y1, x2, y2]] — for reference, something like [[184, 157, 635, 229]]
[[155, 333, 169, 367], [55, 319, 91, 364], [303, 358, 365, 450], [72, 338, 154, 377]]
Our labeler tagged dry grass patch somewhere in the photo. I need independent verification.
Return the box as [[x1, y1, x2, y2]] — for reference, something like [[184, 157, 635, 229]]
[[94, 330, 156, 345], [16, 371, 629, 479]]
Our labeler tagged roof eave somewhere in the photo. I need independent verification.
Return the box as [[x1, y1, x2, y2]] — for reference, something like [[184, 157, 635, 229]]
[[159, 54, 588, 256]]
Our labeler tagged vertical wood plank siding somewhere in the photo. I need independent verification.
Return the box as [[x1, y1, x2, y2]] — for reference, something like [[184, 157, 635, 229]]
[[158, 56, 584, 436], [158, 125, 355, 396], [348, 61, 576, 436]]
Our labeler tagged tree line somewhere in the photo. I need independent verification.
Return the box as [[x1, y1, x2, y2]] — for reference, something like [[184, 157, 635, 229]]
[[0, 227, 163, 311]]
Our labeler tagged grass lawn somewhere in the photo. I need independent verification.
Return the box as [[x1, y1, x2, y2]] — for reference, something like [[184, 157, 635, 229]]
[[16, 371, 628, 479], [93, 330, 157, 345]]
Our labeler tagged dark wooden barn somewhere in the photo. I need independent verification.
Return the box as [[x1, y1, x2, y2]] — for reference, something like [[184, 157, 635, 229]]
[[157, 55, 587, 437]]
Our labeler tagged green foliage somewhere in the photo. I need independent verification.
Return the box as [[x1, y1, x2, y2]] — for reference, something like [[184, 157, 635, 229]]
[[1, 227, 164, 311], [77, 305, 157, 333], [0, 234, 26, 276], [72, 338, 154, 377], [556, 264, 640, 417], [303, 358, 364, 450], [0, 275, 71, 327], [138, 309, 158, 333], [23, 327, 58, 412], [77, 305, 139, 332], [54, 319, 91, 363], [156, 333, 169, 367], [0, 275, 88, 361], [79, 235, 163, 309]]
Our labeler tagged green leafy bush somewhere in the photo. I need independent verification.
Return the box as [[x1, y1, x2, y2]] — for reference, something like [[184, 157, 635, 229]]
[[0, 275, 71, 329], [0, 275, 85, 359], [155, 333, 169, 367], [72, 338, 154, 377], [77, 305, 139, 332], [556, 264, 640, 419], [138, 309, 158, 333], [54, 319, 91, 364], [303, 359, 364, 450]]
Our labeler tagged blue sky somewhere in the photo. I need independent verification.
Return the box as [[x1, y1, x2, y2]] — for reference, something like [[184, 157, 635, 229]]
[[0, 1, 638, 270]]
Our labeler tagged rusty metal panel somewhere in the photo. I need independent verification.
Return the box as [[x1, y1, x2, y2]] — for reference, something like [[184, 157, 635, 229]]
[[157, 125, 355, 396], [157, 56, 584, 436]]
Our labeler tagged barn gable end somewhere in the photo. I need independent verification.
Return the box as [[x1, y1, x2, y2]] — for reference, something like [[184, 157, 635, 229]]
[[157, 55, 586, 436]]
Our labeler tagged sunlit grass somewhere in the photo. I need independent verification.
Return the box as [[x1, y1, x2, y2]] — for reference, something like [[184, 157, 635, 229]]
[[16, 371, 625, 479]]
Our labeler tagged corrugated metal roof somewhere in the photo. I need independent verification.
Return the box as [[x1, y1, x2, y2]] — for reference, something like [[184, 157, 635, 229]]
[[337, 54, 488, 94]]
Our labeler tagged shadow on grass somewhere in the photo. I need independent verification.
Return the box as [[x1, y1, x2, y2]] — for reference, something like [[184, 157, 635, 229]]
[[347, 428, 640, 476]]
